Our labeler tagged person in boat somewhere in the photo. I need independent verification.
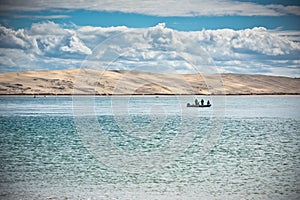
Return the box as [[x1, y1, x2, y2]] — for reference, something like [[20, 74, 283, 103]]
[[201, 99, 204, 105], [207, 100, 211, 105], [195, 98, 199, 105]]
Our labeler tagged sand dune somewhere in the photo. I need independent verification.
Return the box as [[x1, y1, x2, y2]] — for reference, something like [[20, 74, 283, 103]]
[[0, 68, 299, 95]]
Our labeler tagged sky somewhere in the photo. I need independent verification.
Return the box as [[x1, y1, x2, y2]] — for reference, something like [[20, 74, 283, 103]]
[[0, 0, 299, 76]]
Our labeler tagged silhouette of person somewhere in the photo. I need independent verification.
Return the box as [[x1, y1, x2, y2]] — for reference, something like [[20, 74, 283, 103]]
[[201, 99, 204, 105], [207, 100, 210, 105], [195, 99, 199, 105]]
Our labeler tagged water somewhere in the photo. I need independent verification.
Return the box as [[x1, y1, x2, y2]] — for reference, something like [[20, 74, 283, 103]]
[[0, 95, 299, 199]]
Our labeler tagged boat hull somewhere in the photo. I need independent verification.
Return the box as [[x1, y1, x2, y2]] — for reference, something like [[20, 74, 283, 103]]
[[187, 104, 211, 107]]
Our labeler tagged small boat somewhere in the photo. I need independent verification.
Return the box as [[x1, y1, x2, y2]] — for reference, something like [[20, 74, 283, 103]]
[[187, 103, 211, 107]]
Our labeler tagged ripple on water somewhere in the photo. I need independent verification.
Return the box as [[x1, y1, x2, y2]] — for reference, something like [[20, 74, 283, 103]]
[[0, 96, 299, 199]]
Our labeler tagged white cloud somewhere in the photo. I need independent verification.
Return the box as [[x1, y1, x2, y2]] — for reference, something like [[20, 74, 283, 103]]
[[0, 26, 31, 49], [60, 35, 92, 55], [13, 15, 70, 19], [29, 21, 67, 36], [267, 4, 300, 16], [271, 30, 300, 42], [0, 22, 299, 76], [0, 0, 299, 16]]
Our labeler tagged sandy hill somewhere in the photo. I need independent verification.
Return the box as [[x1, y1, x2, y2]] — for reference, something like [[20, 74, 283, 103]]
[[0, 68, 299, 95]]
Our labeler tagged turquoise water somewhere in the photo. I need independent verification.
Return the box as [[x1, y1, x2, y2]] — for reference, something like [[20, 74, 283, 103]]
[[0, 96, 299, 199]]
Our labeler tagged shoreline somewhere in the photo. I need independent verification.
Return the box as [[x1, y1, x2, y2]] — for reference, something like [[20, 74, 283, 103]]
[[1, 93, 300, 96]]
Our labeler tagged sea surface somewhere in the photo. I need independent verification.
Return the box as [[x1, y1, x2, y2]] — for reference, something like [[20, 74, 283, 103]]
[[0, 95, 299, 199]]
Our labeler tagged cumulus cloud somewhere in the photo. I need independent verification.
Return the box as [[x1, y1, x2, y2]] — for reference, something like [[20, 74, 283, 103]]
[[0, 26, 31, 49], [60, 35, 92, 55], [0, 22, 299, 76], [0, 0, 299, 17], [29, 21, 67, 35]]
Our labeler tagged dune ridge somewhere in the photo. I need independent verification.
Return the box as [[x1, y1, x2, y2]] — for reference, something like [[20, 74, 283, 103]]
[[0, 68, 299, 95]]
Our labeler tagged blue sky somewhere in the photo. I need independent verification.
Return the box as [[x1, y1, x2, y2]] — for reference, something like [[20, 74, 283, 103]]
[[0, 0, 299, 76], [1, 0, 300, 31], [2, 10, 300, 31]]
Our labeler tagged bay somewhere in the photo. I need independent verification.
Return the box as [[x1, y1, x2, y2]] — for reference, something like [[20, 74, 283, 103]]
[[0, 95, 299, 199]]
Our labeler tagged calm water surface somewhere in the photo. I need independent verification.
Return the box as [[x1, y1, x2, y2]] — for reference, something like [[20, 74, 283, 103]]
[[0, 95, 299, 199]]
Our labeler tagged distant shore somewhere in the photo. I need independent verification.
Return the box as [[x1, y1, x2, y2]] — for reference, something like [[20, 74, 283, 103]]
[[1, 93, 300, 96], [1, 68, 299, 95]]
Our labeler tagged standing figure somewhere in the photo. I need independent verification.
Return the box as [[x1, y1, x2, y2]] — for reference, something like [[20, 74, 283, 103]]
[[207, 100, 210, 105], [201, 99, 204, 105], [195, 99, 199, 105]]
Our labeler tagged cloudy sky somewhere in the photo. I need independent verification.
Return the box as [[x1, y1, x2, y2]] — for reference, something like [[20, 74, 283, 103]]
[[0, 0, 299, 76]]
